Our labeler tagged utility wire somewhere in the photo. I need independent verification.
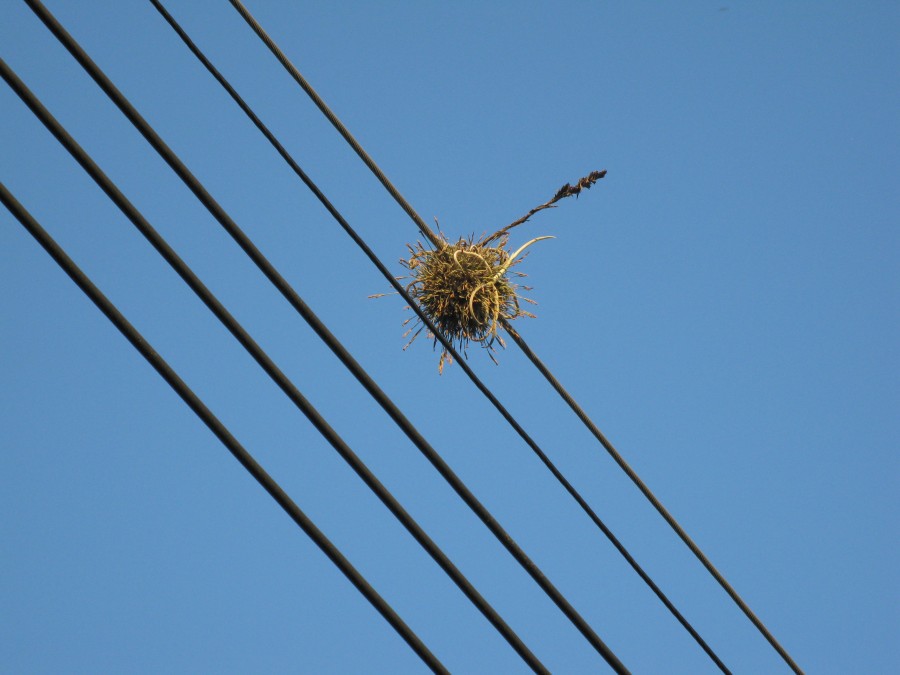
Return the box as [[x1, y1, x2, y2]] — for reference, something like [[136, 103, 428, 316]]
[[0, 58, 546, 675], [18, 3, 628, 671], [226, 3, 803, 673], [501, 323, 804, 672], [149, 2, 730, 672], [0, 182, 448, 675]]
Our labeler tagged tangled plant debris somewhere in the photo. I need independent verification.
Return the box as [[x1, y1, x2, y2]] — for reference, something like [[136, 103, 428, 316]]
[[373, 170, 606, 373]]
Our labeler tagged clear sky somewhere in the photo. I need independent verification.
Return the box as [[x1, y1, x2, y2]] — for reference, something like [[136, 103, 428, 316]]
[[2, 1, 897, 673]]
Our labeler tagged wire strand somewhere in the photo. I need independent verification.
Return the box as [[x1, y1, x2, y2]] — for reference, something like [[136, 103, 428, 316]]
[[0, 182, 448, 675], [152, 2, 729, 672], [0, 54, 546, 675], [226, 3, 803, 672], [18, 4, 627, 671], [501, 323, 807, 672]]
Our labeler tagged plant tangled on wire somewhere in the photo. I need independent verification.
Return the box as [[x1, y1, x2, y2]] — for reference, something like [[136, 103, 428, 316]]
[[373, 170, 606, 373]]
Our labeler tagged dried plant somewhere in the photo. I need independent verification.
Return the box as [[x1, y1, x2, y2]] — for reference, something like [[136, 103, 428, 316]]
[[373, 170, 606, 373]]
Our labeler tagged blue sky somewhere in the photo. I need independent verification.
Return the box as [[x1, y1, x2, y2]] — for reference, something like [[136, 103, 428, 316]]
[[2, 1, 897, 673]]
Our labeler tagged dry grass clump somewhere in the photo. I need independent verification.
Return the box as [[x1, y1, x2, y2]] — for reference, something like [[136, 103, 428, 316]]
[[376, 170, 606, 373], [400, 233, 542, 372]]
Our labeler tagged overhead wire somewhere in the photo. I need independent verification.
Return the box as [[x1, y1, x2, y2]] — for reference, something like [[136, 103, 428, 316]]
[[0, 182, 449, 675], [148, 1, 730, 672], [0, 56, 547, 675], [17, 3, 628, 671], [225, 2, 803, 673]]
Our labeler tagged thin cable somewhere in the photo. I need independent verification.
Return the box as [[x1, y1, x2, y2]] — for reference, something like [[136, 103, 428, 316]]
[[18, 5, 627, 670], [0, 58, 545, 675], [227, 0, 441, 249], [150, 2, 729, 672], [505, 324, 808, 669], [0, 182, 448, 675], [227, 3, 802, 672]]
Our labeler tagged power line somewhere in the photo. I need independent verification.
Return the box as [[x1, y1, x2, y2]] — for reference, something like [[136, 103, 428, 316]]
[[15, 4, 628, 671], [148, 1, 729, 672], [502, 323, 806, 673], [227, 0, 439, 251], [0, 182, 449, 675], [225, 3, 803, 673], [0, 57, 546, 675]]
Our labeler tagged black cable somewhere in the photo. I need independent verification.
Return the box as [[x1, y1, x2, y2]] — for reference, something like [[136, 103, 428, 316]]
[[0, 182, 448, 675], [17, 4, 628, 671], [227, 0, 441, 249], [226, 3, 803, 672], [150, 2, 730, 672], [0, 58, 546, 675], [503, 323, 801, 671]]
